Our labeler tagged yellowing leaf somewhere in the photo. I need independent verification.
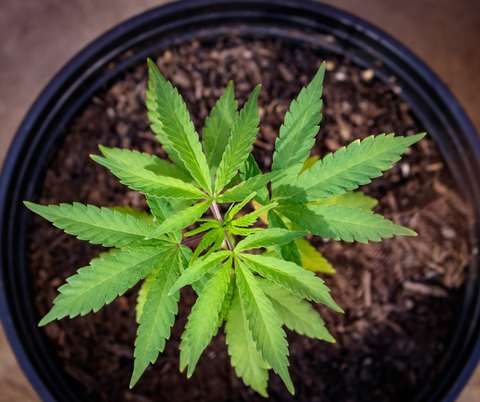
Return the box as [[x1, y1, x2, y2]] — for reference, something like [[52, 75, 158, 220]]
[[252, 199, 269, 224], [295, 238, 335, 274], [299, 155, 319, 175]]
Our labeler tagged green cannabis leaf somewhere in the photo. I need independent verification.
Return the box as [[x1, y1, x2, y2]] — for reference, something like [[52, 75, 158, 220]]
[[25, 58, 424, 396]]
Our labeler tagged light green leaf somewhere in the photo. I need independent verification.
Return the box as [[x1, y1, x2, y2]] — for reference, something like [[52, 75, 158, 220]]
[[311, 190, 378, 211], [271, 63, 326, 199], [231, 203, 277, 228], [109, 206, 156, 227], [295, 238, 335, 274], [184, 221, 220, 237], [146, 196, 182, 243], [235, 228, 307, 252], [145, 200, 212, 240], [24, 202, 164, 248], [190, 228, 225, 266], [39, 246, 173, 326], [216, 171, 281, 203], [235, 256, 294, 394], [240, 253, 342, 311], [240, 154, 269, 205], [184, 259, 232, 376], [91, 155, 206, 200], [131, 248, 182, 387], [279, 133, 426, 204], [214, 86, 260, 194], [203, 81, 238, 177], [258, 278, 335, 342], [168, 251, 231, 295], [146, 59, 212, 194], [135, 264, 162, 324], [224, 192, 257, 222], [267, 210, 302, 267], [225, 284, 269, 397], [98, 145, 192, 183], [277, 204, 416, 243]]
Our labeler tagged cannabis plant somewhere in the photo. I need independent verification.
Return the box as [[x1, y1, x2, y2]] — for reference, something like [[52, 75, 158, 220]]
[[25, 59, 423, 396]]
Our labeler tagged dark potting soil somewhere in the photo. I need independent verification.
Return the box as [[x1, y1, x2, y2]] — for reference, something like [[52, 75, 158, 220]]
[[26, 37, 472, 402]]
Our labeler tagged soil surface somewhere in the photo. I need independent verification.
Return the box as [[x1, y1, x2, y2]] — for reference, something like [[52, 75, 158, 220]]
[[27, 36, 471, 402]]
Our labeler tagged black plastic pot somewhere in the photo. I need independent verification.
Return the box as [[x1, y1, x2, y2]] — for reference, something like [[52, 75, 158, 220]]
[[1, 0, 479, 401]]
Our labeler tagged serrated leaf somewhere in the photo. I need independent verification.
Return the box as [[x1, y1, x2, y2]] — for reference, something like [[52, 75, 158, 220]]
[[91, 155, 206, 200], [190, 228, 225, 266], [271, 63, 326, 199], [147, 59, 212, 194], [110, 206, 156, 226], [169, 251, 231, 295], [146, 196, 182, 243], [215, 86, 260, 194], [98, 145, 192, 183], [184, 221, 220, 237], [184, 259, 232, 376], [258, 278, 335, 342], [229, 227, 266, 236], [235, 228, 307, 252], [224, 192, 257, 222], [131, 248, 182, 387], [312, 190, 378, 211], [240, 254, 341, 311], [216, 171, 282, 203], [135, 263, 162, 324], [225, 284, 269, 397], [239, 154, 269, 205], [145, 200, 212, 240], [231, 203, 277, 228], [39, 246, 174, 326], [25, 202, 165, 248], [203, 81, 238, 177], [295, 238, 335, 274], [235, 256, 294, 394], [277, 204, 416, 243], [267, 209, 303, 267], [279, 133, 426, 204]]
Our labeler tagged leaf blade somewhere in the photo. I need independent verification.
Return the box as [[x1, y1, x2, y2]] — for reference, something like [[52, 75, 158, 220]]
[[235, 228, 307, 252]]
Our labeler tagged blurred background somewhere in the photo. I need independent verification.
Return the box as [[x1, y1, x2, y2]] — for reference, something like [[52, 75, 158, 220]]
[[0, 0, 479, 401]]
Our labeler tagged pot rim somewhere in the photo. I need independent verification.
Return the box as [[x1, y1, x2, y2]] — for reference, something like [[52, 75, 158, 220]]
[[1, 1, 479, 401]]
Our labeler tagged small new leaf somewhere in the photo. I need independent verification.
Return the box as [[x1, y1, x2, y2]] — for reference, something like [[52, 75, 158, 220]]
[[235, 228, 307, 252]]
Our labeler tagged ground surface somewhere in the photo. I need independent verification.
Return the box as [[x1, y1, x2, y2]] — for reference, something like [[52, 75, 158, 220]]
[[1, 0, 480, 401]]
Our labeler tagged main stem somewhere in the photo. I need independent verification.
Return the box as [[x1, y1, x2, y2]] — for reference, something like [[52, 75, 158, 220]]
[[210, 201, 234, 251]]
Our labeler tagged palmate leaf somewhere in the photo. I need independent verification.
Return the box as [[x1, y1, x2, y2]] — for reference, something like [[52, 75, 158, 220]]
[[24, 202, 165, 248], [214, 85, 261, 194], [145, 200, 212, 240], [183, 259, 233, 376], [277, 204, 416, 243], [147, 59, 212, 195], [312, 190, 378, 211], [240, 253, 342, 311], [235, 256, 294, 394], [169, 251, 231, 295], [216, 171, 281, 203], [131, 248, 182, 387], [258, 278, 335, 342], [98, 145, 192, 183], [91, 155, 206, 200], [279, 133, 426, 204], [267, 209, 303, 267], [39, 245, 174, 326], [224, 192, 257, 222], [225, 284, 269, 397], [295, 238, 335, 274], [235, 228, 307, 252], [271, 62, 326, 199], [203, 81, 238, 178]]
